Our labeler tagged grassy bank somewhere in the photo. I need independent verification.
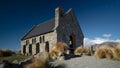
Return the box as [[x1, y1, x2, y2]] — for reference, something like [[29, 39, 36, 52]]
[[0, 54, 29, 63]]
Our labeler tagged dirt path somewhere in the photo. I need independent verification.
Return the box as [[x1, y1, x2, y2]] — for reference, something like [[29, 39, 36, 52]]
[[53, 56, 120, 68]]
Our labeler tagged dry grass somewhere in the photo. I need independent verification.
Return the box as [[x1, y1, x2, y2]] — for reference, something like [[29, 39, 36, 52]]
[[25, 51, 67, 68], [25, 52, 49, 68], [112, 43, 120, 60], [50, 42, 69, 60], [74, 46, 94, 56], [0, 50, 4, 57], [94, 45, 114, 59], [0, 49, 14, 57], [94, 43, 120, 61], [74, 46, 84, 56], [0, 54, 29, 63], [83, 47, 91, 56]]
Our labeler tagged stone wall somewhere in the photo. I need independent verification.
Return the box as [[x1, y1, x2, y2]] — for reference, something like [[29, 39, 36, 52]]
[[21, 31, 57, 55], [56, 8, 84, 48], [21, 7, 84, 55]]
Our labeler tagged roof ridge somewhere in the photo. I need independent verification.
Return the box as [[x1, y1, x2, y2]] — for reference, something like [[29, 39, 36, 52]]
[[65, 8, 73, 14]]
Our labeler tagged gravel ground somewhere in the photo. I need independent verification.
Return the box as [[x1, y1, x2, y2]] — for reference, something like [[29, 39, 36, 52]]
[[52, 55, 120, 68]]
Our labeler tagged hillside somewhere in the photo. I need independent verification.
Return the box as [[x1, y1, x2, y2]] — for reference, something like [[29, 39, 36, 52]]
[[92, 42, 120, 50]]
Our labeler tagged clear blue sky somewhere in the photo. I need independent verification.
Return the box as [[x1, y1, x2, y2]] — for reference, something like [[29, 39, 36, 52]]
[[0, 0, 120, 50]]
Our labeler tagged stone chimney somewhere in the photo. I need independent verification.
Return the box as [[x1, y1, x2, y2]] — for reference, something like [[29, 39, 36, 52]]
[[55, 7, 64, 28]]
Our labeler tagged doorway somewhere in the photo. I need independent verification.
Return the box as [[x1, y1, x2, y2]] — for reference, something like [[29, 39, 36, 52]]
[[69, 34, 76, 54]]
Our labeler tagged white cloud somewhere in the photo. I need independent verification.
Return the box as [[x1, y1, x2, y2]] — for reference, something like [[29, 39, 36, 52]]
[[91, 37, 108, 44], [103, 34, 112, 38], [116, 39, 120, 42], [84, 38, 94, 46], [84, 37, 120, 46]]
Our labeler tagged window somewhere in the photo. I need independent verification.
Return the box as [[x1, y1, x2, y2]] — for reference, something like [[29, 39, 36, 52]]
[[26, 40, 29, 45], [36, 43, 40, 54], [29, 44, 32, 55], [32, 38, 36, 44], [39, 36, 45, 43], [39, 37, 42, 43], [43, 36, 45, 42], [23, 45, 26, 55], [45, 41, 49, 52]]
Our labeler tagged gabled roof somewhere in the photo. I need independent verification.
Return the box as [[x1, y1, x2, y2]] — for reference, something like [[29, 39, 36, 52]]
[[21, 18, 55, 40]]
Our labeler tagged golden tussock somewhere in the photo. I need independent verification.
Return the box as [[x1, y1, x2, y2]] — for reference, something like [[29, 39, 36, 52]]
[[112, 43, 120, 60], [83, 47, 92, 56], [25, 51, 67, 68], [74, 46, 94, 56], [74, 46, 84, 56], [94, 45, 114, 59], [50, 42, 69, 60], [0, 50, 14, 57], [25, 52, 49, 68]]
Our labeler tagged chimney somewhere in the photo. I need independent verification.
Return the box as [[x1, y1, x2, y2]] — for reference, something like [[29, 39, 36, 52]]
[[55, 7, 64, 27]]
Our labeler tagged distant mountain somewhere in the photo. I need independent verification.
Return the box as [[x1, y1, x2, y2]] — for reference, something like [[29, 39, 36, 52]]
[[92, 41, 120, 50], [100, 42, 119, 47]]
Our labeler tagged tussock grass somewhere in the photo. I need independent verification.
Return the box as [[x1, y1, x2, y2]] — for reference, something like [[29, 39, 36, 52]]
[[25, 51, 67, 68], [94, 45, 114, 59], [25, 52, 49, 68], [0, 49, 14, 57], [94, 43, 120, 61], [112, 43, 120, 60], [50, 42, 69, 60], [74, 46, 94, 56], [0, 54, 29, 62], [83, 47, 92, 56], [74, 46, 84, 56]]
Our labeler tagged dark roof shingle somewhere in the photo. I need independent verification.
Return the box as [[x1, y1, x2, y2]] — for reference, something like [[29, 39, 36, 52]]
[[22, 18, 55, 40]]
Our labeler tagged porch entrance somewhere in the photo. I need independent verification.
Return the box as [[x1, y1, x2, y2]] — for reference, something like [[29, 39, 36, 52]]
[[69, 34, 76, 54]]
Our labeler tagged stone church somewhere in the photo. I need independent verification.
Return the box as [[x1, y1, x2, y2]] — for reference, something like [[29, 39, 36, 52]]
[[21, 7, 84, 55]]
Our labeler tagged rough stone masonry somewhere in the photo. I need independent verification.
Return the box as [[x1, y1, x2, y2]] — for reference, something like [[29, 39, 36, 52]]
[[21, 7, 84, 55]]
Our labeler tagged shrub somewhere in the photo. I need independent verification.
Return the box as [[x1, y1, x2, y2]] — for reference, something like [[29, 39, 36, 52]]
[[25, 52, 49, 68], [74, 46, 94, 56], [25, 51, 67, 68], [83, 46, 91, 56], [112, 43, 120, 60], [74, 46, 83, 56], [94, 45, 114, 59], [50, 42, 69, 60], [0, 49, 14, 57], [0, 50, 4, 57]]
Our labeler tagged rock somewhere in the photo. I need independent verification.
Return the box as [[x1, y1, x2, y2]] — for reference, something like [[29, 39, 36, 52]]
[[10, 64, 20, 68], [19, 57, 33, 68], [0, 60, 10, 68], [57, 56, 65, 60], [0, 63, 4, 68], [12, 60, 18, 64]]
